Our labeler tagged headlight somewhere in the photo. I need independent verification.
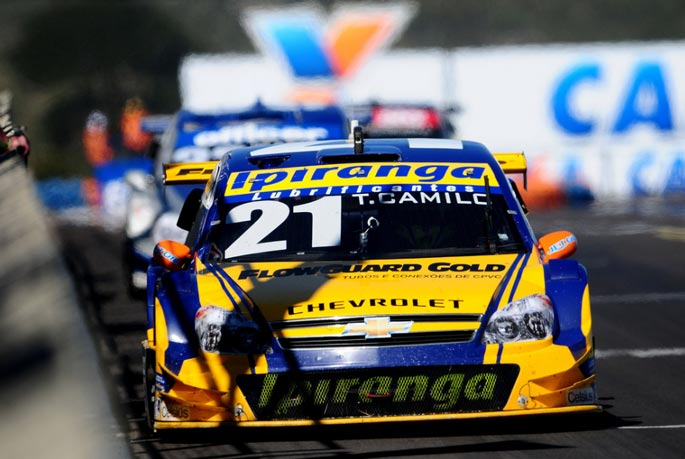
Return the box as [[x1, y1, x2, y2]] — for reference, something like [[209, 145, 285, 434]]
[[194, 306, 269, 354], [482, 294, 554, 344]]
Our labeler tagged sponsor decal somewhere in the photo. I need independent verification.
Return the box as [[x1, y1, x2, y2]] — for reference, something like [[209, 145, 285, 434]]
[[353, 191, 488, 206], [155, 373, 170, 393], [238, 365, 519, 419], [226, 163, 490, 195], [155, 245, 179, 264], [287, 298, 462, 316], [566, 385, 597, 405], [193, 123, 330, 146], [240, 263, 419, 279], [240, 263, 506, 279], [243, 187, 493, 204], [546, 234, 577, 255], [428, 263, 506, 273], [155, 398, 190, 421], [173, 166, 215, 177]]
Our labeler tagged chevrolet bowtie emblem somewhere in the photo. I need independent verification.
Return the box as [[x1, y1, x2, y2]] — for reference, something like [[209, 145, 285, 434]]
[[342, 317, 413, 339]]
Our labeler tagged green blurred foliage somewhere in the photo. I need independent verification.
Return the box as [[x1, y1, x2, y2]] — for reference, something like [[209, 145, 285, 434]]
[[7, 1, 202, 178]]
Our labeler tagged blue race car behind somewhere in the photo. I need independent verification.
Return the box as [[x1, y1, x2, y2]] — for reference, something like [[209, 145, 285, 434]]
[[123, 102, 349, 297]]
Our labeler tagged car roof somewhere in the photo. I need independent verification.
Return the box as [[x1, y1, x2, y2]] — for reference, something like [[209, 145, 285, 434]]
[[222, 138, 499, 172], [141, 104, 348, 138], [166, 104, 347, 149], [176, 104, 347, 128], [344, 103, 455, 138]]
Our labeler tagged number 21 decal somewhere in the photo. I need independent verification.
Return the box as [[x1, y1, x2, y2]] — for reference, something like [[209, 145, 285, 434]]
[[224, 196, 341, 258]]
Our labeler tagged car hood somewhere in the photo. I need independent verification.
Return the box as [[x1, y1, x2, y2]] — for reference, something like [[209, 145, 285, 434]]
[[197, 253, 544, 323]]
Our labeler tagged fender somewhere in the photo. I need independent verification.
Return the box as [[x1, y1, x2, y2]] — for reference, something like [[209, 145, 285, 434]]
[[544, 259, 590, 359], [155, 270, 202, 375]]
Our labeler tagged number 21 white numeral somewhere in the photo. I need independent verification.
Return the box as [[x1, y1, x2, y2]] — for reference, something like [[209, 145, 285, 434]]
[[224, 196, 341, 258]]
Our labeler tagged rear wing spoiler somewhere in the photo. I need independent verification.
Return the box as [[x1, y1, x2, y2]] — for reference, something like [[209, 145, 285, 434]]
[[163, 161, 218, 184], [494, 152, 527, 189]]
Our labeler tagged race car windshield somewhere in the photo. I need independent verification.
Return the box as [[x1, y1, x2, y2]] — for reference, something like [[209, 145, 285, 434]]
[[208, 190, 525, 262]]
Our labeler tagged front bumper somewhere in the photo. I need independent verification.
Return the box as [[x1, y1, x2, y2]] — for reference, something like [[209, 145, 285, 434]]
[[149, 342, 599, 429], [154, 403, 601, 429]]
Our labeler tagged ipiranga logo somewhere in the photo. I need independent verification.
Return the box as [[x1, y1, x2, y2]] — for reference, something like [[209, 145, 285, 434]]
[[226, 162, 493, 195]]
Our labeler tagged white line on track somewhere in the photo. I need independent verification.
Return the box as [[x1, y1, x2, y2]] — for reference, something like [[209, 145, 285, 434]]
[[618, 424, 685, 430], [592, 292, 685, 304], [595, 347, 685, 358]]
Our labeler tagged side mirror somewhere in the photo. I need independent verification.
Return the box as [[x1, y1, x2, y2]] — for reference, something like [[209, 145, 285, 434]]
[[177, 188, 204, 231], [538, 230, 577, 260], [152, 240, 191, 271]]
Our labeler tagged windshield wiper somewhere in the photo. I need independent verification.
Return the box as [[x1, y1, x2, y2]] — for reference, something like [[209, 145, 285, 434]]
[[483, 175, 497, 254], [359, 216, 380, 254], [492, 242, 525, 253]]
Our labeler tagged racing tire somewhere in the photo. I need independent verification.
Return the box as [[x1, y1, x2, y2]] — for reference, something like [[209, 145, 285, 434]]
[[142, 345, 156, 431]]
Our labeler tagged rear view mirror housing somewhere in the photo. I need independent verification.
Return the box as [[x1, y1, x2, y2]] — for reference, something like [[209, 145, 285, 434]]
[[177, 188, 204, 231], [152, 240, 191, 271], [538, 230, 577, 260]]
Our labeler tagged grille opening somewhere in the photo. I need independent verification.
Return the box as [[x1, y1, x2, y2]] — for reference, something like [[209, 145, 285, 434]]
[[277, 330, 476, 349]]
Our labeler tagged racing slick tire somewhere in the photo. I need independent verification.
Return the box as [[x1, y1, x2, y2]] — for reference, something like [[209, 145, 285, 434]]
[[142, 343, 155, 431]]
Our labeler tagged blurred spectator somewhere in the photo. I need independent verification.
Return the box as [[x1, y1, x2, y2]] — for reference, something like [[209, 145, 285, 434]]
[[120, 97, 153, 153], [0, 90, 31, 164], [82, 110, 115, 166]]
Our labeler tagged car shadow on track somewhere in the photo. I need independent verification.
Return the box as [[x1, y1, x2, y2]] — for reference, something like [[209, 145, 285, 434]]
[[145, 408, 630, 443]]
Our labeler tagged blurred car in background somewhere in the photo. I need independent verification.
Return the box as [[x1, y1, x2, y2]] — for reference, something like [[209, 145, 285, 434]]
[[345, 102, 456, 139], [123, 102, 348, 296]]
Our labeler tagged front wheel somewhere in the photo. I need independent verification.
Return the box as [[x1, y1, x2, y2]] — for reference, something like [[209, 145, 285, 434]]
[[142, 344, 156, 431]]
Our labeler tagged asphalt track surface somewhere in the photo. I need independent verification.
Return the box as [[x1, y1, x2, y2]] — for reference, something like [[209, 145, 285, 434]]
[[58, 196, 685, 458]]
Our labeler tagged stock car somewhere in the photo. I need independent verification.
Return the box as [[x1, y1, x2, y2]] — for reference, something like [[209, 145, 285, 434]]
[[345, 102, 456, 139], [123, 102, 348, 295], [142, 128, 599, 430]]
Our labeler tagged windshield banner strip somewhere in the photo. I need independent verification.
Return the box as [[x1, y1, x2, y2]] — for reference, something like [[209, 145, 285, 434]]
[[224, 183, 503, 204], [225, 162, 498, 196]]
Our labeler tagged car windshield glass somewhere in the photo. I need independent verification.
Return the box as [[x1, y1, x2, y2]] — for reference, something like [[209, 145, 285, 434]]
[[207, 189, 525, 262], [164, 184, 201, 212]]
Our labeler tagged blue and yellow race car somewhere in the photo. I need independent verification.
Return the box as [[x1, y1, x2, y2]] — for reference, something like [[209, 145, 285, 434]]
[[143, 128, 599, 430]]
